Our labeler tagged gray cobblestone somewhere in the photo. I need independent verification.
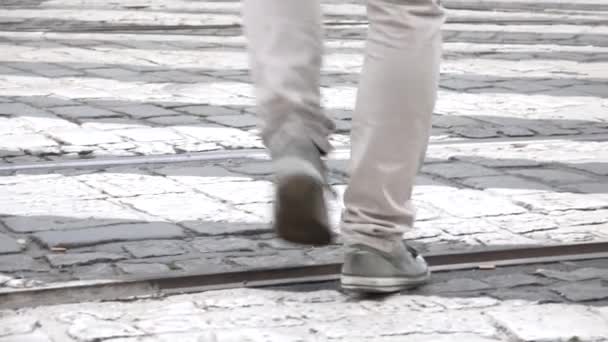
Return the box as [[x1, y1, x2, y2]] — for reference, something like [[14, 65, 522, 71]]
[[0, 255, 43, 272], [33, 223, 185, 248], [552, 281, 608, 302], [482, 274, 547, 288], [514, 192, 608, 212], [507, 168, 596, 185], [122, 240, 187, 258], [46, 252, 126, 267], [458, 175, 553, 196], [422, 162, 500, 179], [117, 263, 170, 275], [173, 258, 240, 273], [536, 267, 608, 282], [49, 105, 120, 119], [0, 233, 23, 254], [206, 113, 258, 128]]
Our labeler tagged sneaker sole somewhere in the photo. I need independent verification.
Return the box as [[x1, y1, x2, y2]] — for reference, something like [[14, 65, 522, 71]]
[[275, 173, 332, 246], [340, 272, 430, 293]]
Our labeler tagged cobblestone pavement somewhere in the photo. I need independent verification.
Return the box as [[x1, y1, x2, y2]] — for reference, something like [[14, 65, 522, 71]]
[[1, 0, 608, 340], [1, 0, 608, 334], [1, 259, 608, 341]]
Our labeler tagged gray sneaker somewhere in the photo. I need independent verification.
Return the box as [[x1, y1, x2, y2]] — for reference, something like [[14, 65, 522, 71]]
[[272, 138, 332, 246], [341, 242, 430, 293]]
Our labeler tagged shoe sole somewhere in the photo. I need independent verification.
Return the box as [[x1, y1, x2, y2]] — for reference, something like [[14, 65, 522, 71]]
[[275, 173, 332, 246], [340, 272, 430, 293]]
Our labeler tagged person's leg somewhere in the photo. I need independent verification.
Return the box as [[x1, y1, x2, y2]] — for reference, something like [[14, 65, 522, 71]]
[[341, 0, 445, 292], [242, 0, 335, 245]]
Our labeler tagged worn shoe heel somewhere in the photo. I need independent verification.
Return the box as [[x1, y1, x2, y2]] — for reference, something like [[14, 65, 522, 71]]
[[275, 173, 332, 246]]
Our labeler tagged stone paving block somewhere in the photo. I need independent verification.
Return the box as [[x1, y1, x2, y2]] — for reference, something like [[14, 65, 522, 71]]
[[0, 133, 59, 151], [229, 251, 315, 269], [417, 189, 527, 218], [181, 221, 271, 236], [173, 126, 264, 149], [46, 252, 126, 267], [114, 127, 185, 143], [1, 203, 155, 233], [131, 141, 176, 155], [145, 115, 202, 126], [225, 161, 273, 176], [482, 274, 547, 288], [421, 217, 500, 236], [305, 246, 344, 263], [173, 258, 241, 273], [536, 267, 608, 282], [422, 278, 493, 294], [194, 180, 273, 205], [107, 104, 180, 119], [488, 288, 566, 304], [50, 105, 120, 119], [205, 113, 258, 128], [0, 255, 42, 272], [76, 172, 186, 197], [452, 126, 500, 138], [173, 140, 221, 153], [81, 118, 147, 131], [497, 126, 536, 137], [122, 240, 187, 258], [119, 192, 262, 223], [191, 236, 260, 254], [474, 231, 539, 246], [318, 310, 498, 340], [49, 127, 124, 145], [452, 155, 543, 168], [75, 263, 117, 280], [483, 213, 558, 234], [0, 331, 53, 342], [117, 262, 170, 275], [0, 315, 39, 337], [33, 222, 185, 248], [514, 192, 608, 212], [562, 182, 608, 194], [551, 209, 608, 227], [0, 175, 105, 201], [569, 162, 608, 176], [151, 164, 249, 184], [507, 168, 595, 185], [552, 281, 608, 302], [86, 67, 159, 81], [0, 102, 50, 117], [488, 303, 608, 342], [0, 233, 23, 254], [422, 162, 500, 179], [68, 317, 143, 341], [458, 175, 553, 196], [346, 334, 503, 342], [174, 105, 241, 117], [16, 111, 79, 131]]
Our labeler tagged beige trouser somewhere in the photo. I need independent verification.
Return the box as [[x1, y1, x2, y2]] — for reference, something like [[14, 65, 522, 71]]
[[243, 0, 445, 252]]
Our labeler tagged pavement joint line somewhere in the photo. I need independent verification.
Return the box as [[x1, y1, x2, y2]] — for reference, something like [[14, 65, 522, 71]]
[[2, 133, 608, 172]]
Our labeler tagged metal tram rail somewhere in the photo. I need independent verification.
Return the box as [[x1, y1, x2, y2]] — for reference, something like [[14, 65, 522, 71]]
[[2, 241, 608, 310], [2, 132, 608, 173]]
